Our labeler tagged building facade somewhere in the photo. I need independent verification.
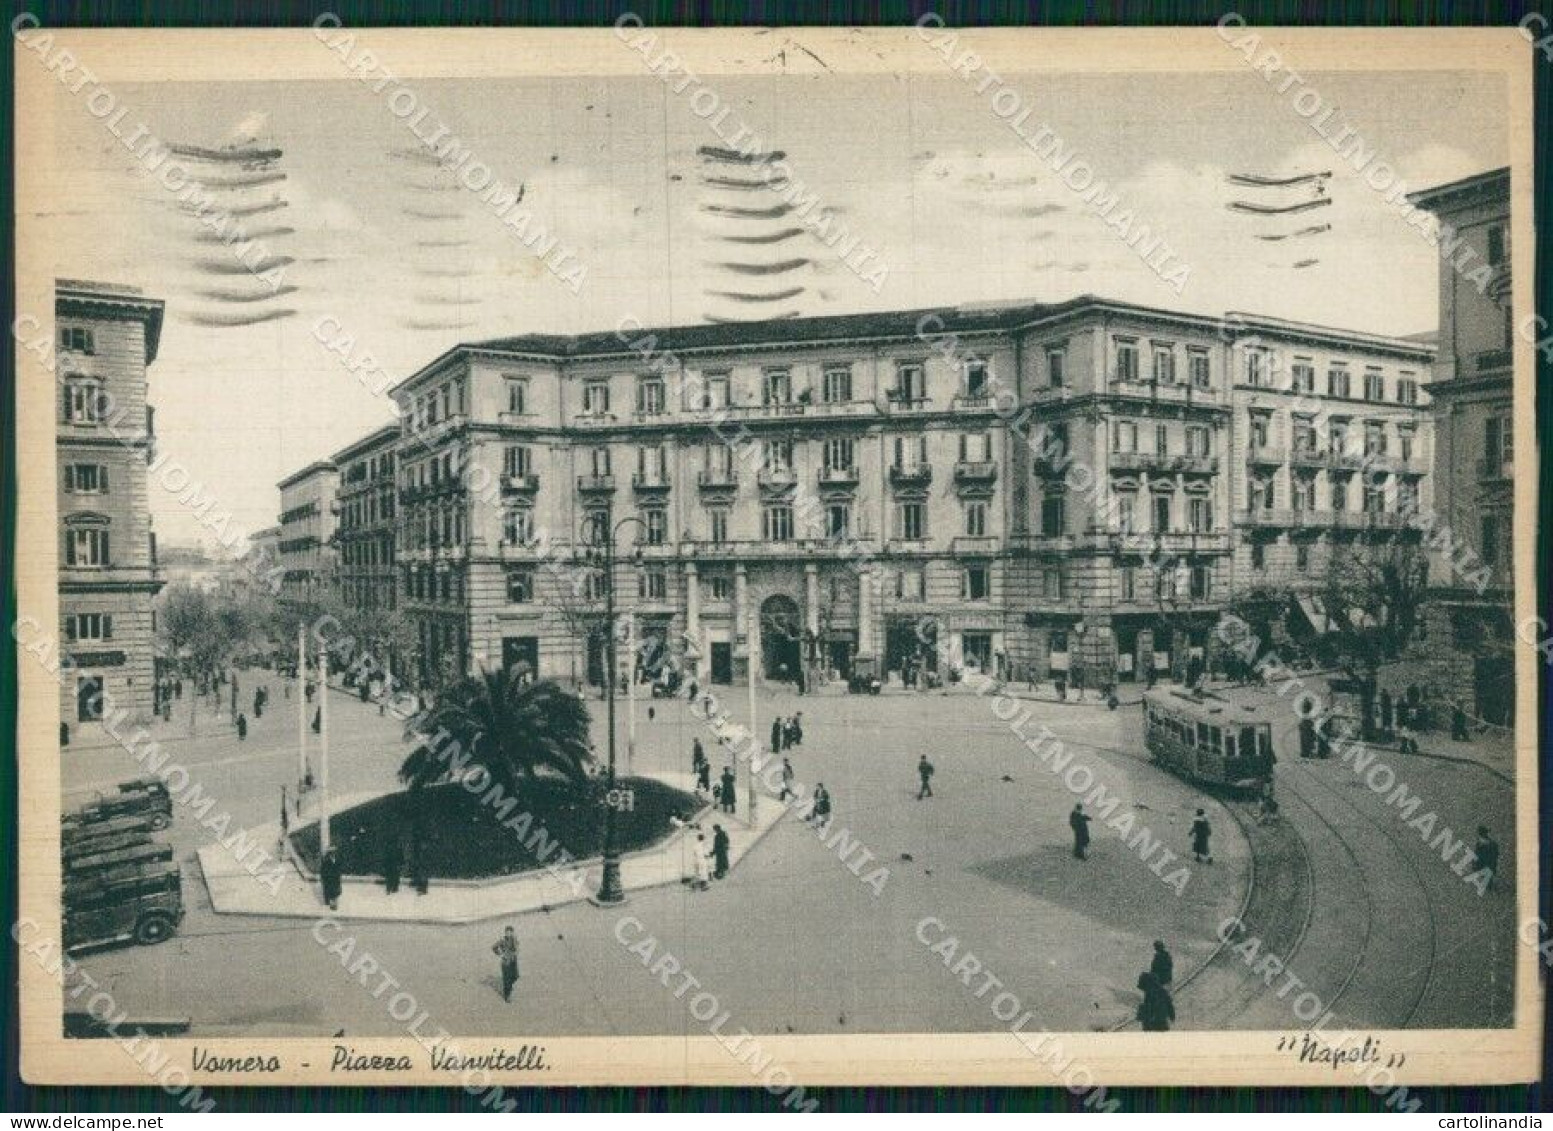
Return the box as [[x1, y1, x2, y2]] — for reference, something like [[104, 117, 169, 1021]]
[[331, 424, 400, 613], [1407, 167, 1515, 724], [276, 461, 338, 605], [55, 279, 166, 725], [367, 296, 1433, 691]]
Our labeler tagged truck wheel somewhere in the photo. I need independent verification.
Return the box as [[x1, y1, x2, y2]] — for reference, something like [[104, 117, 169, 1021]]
[[149, 812, 170, 831], [134, 912, 175, 945]]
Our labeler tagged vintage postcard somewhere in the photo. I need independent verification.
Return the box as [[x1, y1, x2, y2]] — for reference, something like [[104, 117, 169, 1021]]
[[12, 22, 1542, 1099]]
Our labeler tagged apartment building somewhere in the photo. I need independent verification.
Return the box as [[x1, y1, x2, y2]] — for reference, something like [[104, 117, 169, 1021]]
[[332, 424, 400, 613], [1407, 166, 1515, 724], [55, 279, 166, 725], [276, 461, 339, 605], [366, 295, 1433, 691]]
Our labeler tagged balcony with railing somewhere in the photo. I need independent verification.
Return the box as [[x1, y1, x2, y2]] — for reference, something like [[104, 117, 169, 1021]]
[[631, 472, 672, 494], [953, 460, 998, 485], [757, 466, 799, 492], [1236, 508, 1296, 528], [576, 473, 616, 493], [1107, 378, 1223, 408], [885, 393, 931, 414], [501, 473, 540, 493], [951, 536, 1002, 555], [572, 412, 618, 428], [1246, 443, 1287, 467], [1289, 444, 1326, 469], [817, 465, 859, 488], [888, 463, 933, 486], [697, 468, 738, 491]]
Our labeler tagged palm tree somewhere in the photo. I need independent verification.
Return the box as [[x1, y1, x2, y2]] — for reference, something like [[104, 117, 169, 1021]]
[[399, 667, 595, 797]]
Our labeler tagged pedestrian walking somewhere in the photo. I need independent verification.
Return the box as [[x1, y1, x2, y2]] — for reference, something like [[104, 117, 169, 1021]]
[[382, 836, 403, 895], [1069, 803, 1091, 859], [1452, 702, 1470, 741], [253, 690, 264, 720], [692, 832, 711, 890], [305, 680, 316, 704], [1191, 809, 1213, 864], [493, 926, 520, 1002], [720, 765, 736, 814], [312, 707, 322, 734], [1136, 970, 1176, 1032], [917, 755, 935, 799], [812, 784, 832, 832], [692, 738, 706, 775], [697, 760, 711, 796], [688, 678, 699, 705], [711, 824, 730, 879], [770, 718, 784, 755], [1474, 825, 1500, 891], [319, 847, 342, 911], [779, 757, 794, 802], [791, 712, 804, 747], [1150, 941, 1174, 987], [174, 678, 183, 699], [236, 713, 248, 740]]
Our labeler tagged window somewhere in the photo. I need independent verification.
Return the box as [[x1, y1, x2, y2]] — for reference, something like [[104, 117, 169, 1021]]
[[963, 564, 990, 601], [637, 377, 665, 415], [1189, 349, 1211, 390], [707, 507, 729, 544], [1251, 543, 1265, 570], [1487, 224, 1506, 266], [1153, 493, 1172, 532], [1153, 344, 1176, 384], [896, 501, 926, 540], [1484, 415, 1512, 469], [1189, 496, 1213, 532], [695, 373, 730, 412], [1481, 514, 1501, 566], [640, 568, 668, 601], [706, 572, 732, 601], [764, 505, 794, 542], [1250, 414, 1270, 449], [65, 526, 110, 567], [582, 508, 611, 545], [64, 464, 107, 493], [763, 439, 794, 473], [893, 434, 929, 471], [1364, 370, 1385, 402], [505, 377, 528, 415], [822, 365, 852, 403], [641, 506, 667, 545], [1190, 565, 1211, 601], [588, 446, 611, 477], [1296, 545, 1311, 570], [1328, 366, 1351, 398], [63, 378, 104, 424], [1330, 419, 1350, 455], [1120, 567, 1136, 602], [894, 362, 926, 402], [1292, 475, 1315, 512], [1048, 349, 1066, 387], [1331, 477, 1349, 511], [1397, 377, 1418, 405], [895, 567, 925, 601], [1155, 424, 1169, 457], [637, 444, 668, 482], [824, 437, 854, 472], [1186, 426, 1210, 457], [965, 359, 990, 398], [964, 500, 987, 537], [959, 431, 991, 462], [1364, 421, 1387, 456], [1245, 349, 1270, 387], [1115, 339, 1138, 382], [1040, 493, 1065, 536], [826, 503, 851, 540], [506, 569, 534, 603], [1292, 360, 1315, 394], [1363, 480, 1387, 515], [705, 441, 733, 477], [583, 380, 610, 415], [58, 326, 95, 354], [1251, 476, 1275, 511], [503, 445, 531, 477], [1399, 428, 1415, 462], [1117, 492, 1137, 533], [1292, 415, 1316, 453], [65, 612, 113, 642], [762, 368, 792, 405], [502, 506, 533, 545], [1113, 421, 1137, 452]]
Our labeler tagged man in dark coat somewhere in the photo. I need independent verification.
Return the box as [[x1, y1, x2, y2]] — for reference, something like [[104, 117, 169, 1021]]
[[1474, 826, 1500, 891], [319, 848, 342, 910], [791, 713, 803, 747], [692, 738, 705, 775], [1452, 703, 1470, 741], [1191, 809, 1213, 863], [1070, 803, 1091, 859], [312, 707, 322, 734], [1150, 940, 1174, 986], [236, 713, 248, 740], [917, 755, 935, 799], [493, 926, 520, 1002], [697, 760, 711, 795], [719, 766, 736, 814], [1137, 970, 1175, 1032], [770, 718, 784, 755], [382, 837, 403, 895], [711, 824, 731, 879]]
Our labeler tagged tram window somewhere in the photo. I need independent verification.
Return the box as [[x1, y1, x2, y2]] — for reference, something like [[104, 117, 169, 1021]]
[[1209, 726, 1222, 752], [1239, 727, 1256, 759], [1197, 723, 1210, 748]]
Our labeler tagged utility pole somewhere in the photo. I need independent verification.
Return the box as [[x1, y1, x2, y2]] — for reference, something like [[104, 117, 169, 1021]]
[[297, 625, 307, 810], [318, 643, 331, 854], [625, 611, 637, 777]]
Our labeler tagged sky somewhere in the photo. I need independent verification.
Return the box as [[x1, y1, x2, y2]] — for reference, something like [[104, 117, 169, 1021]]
[[44, 66, 1507, 549]]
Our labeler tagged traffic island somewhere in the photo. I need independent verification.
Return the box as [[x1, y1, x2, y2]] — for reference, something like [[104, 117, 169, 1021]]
[[195, 772, 789, 923]]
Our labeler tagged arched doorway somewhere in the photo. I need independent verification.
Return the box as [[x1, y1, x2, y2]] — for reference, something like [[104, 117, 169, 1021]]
[[760, 594, 802, 681]]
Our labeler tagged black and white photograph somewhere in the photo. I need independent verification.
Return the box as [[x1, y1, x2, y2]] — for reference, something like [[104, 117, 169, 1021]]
[[10, 20, 1542, 1097]]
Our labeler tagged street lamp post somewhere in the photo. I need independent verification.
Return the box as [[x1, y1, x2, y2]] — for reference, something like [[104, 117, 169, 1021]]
[[588, 515, 645, 906]]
